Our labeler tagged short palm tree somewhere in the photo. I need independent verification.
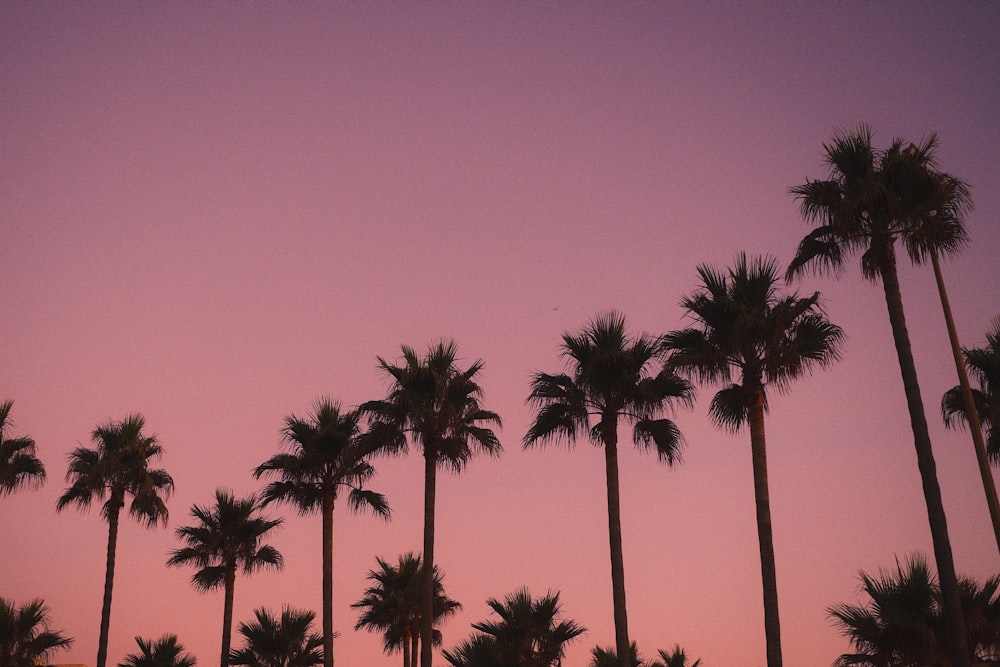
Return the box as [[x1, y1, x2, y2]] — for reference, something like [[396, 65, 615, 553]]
[[0, 401, 46, 496], [0, 597, 73, 667], [829, 554, 1000, 666], [228, 607, 323, 667], [56, 414, 174, 667], [362, 341, 502, 667], [588, 643, 643, 667], [648, 646, 701, 667], [663, 254, 843, 667], [525, 312, 692, 667], [452, 588, 585, 667], [254, 398, 389, 667], [944, 317, 1000, 462], [352, 553, 461, 667], [118, 635, 197, 667], [789, 125, 971, 665], [167, 490, 283, 667]]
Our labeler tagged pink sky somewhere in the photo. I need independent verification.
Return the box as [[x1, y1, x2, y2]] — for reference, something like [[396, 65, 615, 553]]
[[3, 3, 1000, 666]]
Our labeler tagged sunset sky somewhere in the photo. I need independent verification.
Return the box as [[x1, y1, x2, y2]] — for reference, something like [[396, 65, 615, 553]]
[[3, 3, 1000, 666]]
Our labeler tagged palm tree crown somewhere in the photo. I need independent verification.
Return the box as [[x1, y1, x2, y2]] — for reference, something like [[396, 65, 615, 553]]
[[524, 311, 692, 667], [943, 317, 1000, 461], [255, 398, 389, 667], [118, 635, 197, 667], [0, 401, 46, 496], [352, 553, 461, 667], [56, 414, 173, 667], [0, 597, 73, 667], [228, 607, 324, 667], [362, 340, 501, 667], [167, 490, 283, 667]]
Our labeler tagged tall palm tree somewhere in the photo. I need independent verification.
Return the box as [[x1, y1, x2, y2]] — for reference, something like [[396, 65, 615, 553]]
[[0, 597, 73, 667], [0, 401, 46, 496], [524, 312, 692, 667], [663, 254, 843, 667], [459, 588, 585, 667], [362, 341, 502, 667], [944, 317, 1000, 462], [788, 124, 970, 666], [228, 607, 323, 667], [167, 490, 283, 667], [829, 555, 1000, 666], [352, 552, 461, 667], [118, 635, 197, 667], [56, 414, 174, 667], [254, 398, 390, 667]]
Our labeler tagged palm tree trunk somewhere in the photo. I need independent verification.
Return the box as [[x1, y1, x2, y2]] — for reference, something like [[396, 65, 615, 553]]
[[420, 448, 437, 667], [877, 244, 970, 666], [322, 495, 335, 667], [97, 498, 122, 667], [601, 423, 631, 667], [931, 251, 1000, 556], [410, 629, 418, 667], [402, 628, 410, 667], [221, 564, 237, 667], [747, 388, 782, 667]]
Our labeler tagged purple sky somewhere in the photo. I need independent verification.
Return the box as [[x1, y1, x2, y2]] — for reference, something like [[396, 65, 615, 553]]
[[3, 3, 1000, 666]]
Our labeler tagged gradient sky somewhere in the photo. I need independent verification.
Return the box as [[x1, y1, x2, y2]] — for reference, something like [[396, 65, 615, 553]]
[[3, 3, 1000, 666]]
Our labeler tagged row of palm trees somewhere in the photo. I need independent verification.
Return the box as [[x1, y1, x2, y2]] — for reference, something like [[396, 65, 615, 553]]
[[3, 125, 998, 667]]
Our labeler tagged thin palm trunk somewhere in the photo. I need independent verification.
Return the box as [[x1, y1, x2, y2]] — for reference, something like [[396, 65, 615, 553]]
[[420, 449, 437, 667], [602, 423, 631, 667], [322, 495, 335, 667], [747, 389, 782, 667], [401, 628, 410, 667], [97, 498, 122, 667], [877, 244, 969, 666], [409, 629, 418, 667], [222, 565, 236, 667], [931, 251, 1000, 556]]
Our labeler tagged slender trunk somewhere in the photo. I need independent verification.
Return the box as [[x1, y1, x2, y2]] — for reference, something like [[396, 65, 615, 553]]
[[877, 244, 969, 666], [97, 496, 122, 667], [931, 251, 1000, 557], [402, 628, 410, 667], [747, 387, 782, 667], [601, 420, 631, 667], [221, 563, 236, 667], [322, 495, 335, 667], [420, 448, 437, 667], [410, 627, 419, 667]]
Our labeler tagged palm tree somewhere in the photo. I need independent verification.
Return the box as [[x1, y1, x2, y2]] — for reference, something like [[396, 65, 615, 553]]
[[650, 647, 701, 667], [167, 490, 283, 667], [0, 401, 46, 496], [588, 643, 643, 667], [228, 607, 323, 667], [440, 635, 501, 667], [443, 588, 584, 667], [118, 635, 197, 667], [524, 312, 692, 667], [788, 124, 970, 665], [361, 341, 502, 667], [254, 398, 390, 667], [829, 555, 1000, 666], [944, 317, 1000, 462], [352, 553, 461, 667], [0, 597, 73, 667], [663, 254, 843, 667], [56, 414, 174, 667]]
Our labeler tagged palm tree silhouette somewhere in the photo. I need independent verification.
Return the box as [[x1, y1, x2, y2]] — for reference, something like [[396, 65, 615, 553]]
[[56, 414, 173, 667], [352, 553, 461, 667], [117, 635, 197, 667], [0, 400, 45, 496], [524, 312, 692, 667], [362, 341, 501, 667], [663, 254, 843, 667], [255, 398, 389, 667], [944, 317, 1000, 463], [228, 607, 324, 667], [167, 490, 283, 667], [0, 596, 73, 667]]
